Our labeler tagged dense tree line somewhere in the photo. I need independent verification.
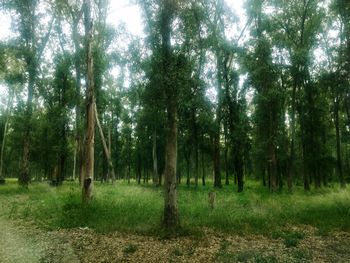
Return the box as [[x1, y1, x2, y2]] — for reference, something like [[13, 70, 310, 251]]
[[0, 0, 349, 227]]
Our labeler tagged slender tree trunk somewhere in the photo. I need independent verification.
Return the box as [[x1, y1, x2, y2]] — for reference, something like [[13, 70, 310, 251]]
[[214, 52, 222, 189], [0, 92, 13, 179], [152, 128, 159, 185], [108, 127, 112, 181], [201, 148, 205, 186], [213, 132, 221, 188], [19, 70, 35, 187], [82, 0, 95, 204], [288, 83, 297, 191], [192, 108, 199, 187], [334, 98, 346, 188], [269, 108, 278, 192], [72, 18, 83, 184], [94, 106, 116, 182], [269, 144, 278, 192], [186, 153, 190, 186], [302, 143, 310, 191], [236, 154, 244, 193], [224, 126, 229, 185], [127, 151, 131, 183]]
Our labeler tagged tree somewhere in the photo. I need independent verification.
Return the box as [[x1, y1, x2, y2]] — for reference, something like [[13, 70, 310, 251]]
[[5, 0, 53, 186], [81, 0, 95, 203], [160, 0, 179, 228]]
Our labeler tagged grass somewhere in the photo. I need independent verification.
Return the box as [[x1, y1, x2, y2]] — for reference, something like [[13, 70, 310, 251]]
[[1, 178, 350, 236]]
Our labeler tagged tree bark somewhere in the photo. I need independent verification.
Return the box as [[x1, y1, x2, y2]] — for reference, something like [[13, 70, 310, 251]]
[[19, 67, 35, 187], [94, 105, 116, 182], [152, 128, 159, 185], [224, 125, 229, 185], [0, 91, 13, 179], [201, 147, 205, 186], [72, 16, 83, 183], [82, 0, 95, 204], [161, 0, 179, 228], [163, 100, 179, 227], [334, 98, 346, 188]]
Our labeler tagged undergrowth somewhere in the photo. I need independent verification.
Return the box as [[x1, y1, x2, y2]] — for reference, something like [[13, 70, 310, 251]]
[[1, 178, 350, 236]]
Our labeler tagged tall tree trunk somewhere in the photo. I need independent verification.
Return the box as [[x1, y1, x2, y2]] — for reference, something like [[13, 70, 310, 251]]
[[213, 52, 222, 189], [213, 132, 222, 188], [163, 99, 179, 227], [269, 143, 278, 192], [186, 152, 190, 186], [236, 153, 244, 193], [0, 91, 13, 179], [19, 69, 35, 187], [288, 83, 297, 191], [94, 106, 116, 182], [161, 0, 179, 228], [82, 0, 95, 204], [152, 128, 159, 185], [224, 125, 229, 185], [201, 148, 205, 186], [108, 127, 114, 182], [72, 18, 83, 184], [191, 108, 199, 187], [334, 98, 346, 188], [269, 109, 278, 192]]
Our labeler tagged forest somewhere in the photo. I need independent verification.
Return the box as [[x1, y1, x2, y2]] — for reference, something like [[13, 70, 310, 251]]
[[0, 0, 350, 262]]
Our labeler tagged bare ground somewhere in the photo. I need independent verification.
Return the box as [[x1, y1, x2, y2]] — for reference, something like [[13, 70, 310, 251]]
[[0, 217, 350, 263]]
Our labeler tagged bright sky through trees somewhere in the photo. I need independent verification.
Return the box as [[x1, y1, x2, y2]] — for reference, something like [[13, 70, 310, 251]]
[[0, 0, 245, 101]]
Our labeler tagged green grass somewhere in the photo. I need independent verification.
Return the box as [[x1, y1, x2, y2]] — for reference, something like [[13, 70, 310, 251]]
[[1, 178, 350, 236]]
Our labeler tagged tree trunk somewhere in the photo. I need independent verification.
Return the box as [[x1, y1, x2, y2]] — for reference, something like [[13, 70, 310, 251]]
[[185, 151, 190, 186], [334, 98, 346, 188], [236, 154, 244, 193], [82, 0, 95, 204], [161, 0, 179, 228], [72, 18, 83, 184], [0, 92, 13, 179], [19, 69, 35, 187], [213, 132, 222, 188], [192, 108, 199, 187], [152, 128, 159, 185], [201, 148, 205, 186], [94, 106, 116, 182], [288, 83, 297, 191], [163, 101, 179, 227], [224, 125, 229, 185]]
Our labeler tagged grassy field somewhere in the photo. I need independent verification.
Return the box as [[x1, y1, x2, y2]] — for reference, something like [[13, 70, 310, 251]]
[[1, 178, 350, 237]]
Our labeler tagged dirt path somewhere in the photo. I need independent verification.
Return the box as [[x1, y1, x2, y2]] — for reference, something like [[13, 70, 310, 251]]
[[1, 217, 350, 263], [0, 217, 79, 263]]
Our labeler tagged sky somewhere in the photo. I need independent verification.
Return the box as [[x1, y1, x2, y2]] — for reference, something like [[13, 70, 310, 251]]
[[0, 0, 246, 39]]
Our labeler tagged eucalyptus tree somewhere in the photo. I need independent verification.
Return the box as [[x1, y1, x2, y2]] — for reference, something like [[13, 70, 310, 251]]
[[54, 0, 85, 182], [271, 0, 325, 190], [159, 0, 180, 228], [4, 0, 54, 186], [0, 46, 23, 180], [318, 0, 350, 188], [44, 54, 74, 185], [245, 0, 285, 191], [81, 0, 95, 203]]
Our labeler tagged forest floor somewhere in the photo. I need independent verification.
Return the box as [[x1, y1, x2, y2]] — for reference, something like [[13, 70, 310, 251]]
[[1, 179, 350, 262], [1, 216, 350, 262]]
